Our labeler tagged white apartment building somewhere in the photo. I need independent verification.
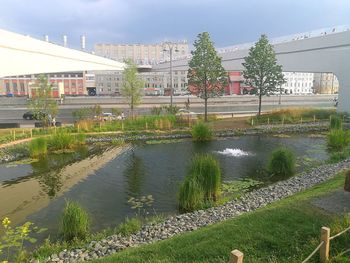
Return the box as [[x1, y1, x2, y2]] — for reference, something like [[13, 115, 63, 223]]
[[313, 73, 339, 94], [281, 72, 314, 94], [94, 41, 189, 65], [91, 70, 188, 96]]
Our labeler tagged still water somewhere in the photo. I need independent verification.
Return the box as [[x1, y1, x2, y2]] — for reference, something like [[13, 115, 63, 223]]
[[0, 135, 327, 239]]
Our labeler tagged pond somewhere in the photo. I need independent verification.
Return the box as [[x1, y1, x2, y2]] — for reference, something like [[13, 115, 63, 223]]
[[0, 135, 328, 242]]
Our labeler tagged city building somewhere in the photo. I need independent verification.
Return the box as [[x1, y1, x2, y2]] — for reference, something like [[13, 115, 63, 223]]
[[92, 70, 188, 96], [313, 73, 339, 94], [0, 72, 86, 96], [281, 72, 314, 94], [94, 41, 189, 65]]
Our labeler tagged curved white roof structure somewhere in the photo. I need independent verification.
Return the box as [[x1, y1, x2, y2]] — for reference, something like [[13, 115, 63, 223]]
[[0, 28, 125, 77], [154, 26, 350, 112]]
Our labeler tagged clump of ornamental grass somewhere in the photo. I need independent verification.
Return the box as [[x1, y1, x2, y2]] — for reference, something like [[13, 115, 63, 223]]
[[28, 137, 47, 158], [327, 129, 350, 152], [59, 201, 90, 242], [191, 122, 213, 141], [48, 131, 75, 151], [267, 148, 296, 178], [330, 115, 343, 130]]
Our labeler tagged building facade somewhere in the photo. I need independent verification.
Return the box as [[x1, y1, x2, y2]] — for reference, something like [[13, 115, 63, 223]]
[[313, 73, 339, 94], [0, 72, 86, 96], [92, 70, 188, 96], [94, 42, 189, 65], [281, 72, 314, 95]]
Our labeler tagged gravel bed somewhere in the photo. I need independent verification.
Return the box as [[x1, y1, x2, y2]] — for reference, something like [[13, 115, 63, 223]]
[[39, 159, 350, 263]]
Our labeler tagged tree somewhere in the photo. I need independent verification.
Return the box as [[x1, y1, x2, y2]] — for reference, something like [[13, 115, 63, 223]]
[[242, 34, 286, 116], [188, 32, 227, 122], [28, 75, 58, 126], [121, 59, 144, 118]]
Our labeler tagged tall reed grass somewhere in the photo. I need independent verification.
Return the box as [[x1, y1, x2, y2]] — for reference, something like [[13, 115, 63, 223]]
[[327, 129, 350, 152], [330, 115, 343, 130], [178, 176, 204, 212], [191, 122, 213, 141], [29, 137, 47, 158], [48, 131, 75, 151], [267, 148, 295, 178], [59, 201, 90, 241]]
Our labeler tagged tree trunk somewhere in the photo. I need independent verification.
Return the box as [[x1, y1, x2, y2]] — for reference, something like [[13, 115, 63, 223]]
[[204, 98, 208, 122], [345, 171, 350, 192], [258, 93, 262, 116]]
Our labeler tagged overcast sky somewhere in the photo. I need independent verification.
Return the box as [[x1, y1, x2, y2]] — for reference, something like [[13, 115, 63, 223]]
[[1, 0, 350, 50]]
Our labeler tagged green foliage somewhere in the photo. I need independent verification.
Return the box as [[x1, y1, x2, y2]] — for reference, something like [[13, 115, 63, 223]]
[[0, 217, 45, 262], [75, 133, 86, 145], [187, 32, 228, 121], [328, 148, 350, 163], [48, 131, 75, 151], [121, 59, 145, 116], [116, 217, 142, 237], [162, 105, 180, 115], [222, 179, 264, 199], [72, 108, 92, 120], [191, 122, 213, 141], [29, 137, 47, 158], [243, 35, 286, 116], [178, 154, 221, 212], [327, 129, 350, 152], [28, 74, 58, 126], [111, 138, 125, 146], [178, 176, 204, 212], [190, 154, 221, 201], [267, 148, 296, 177], [330, 115, 343, 130], [59, 201, 90, 242], [151, 106, 162, 116], [128, 195, 154, 218]]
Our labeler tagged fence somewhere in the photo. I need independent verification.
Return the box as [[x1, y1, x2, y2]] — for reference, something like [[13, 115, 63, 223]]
[[229, 225, 350, 263]]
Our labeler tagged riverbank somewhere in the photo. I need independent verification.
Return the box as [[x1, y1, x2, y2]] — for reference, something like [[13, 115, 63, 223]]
[[37, 158, 350, 262]]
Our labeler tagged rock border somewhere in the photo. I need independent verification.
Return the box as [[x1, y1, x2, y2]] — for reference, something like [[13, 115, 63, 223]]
[[42, 159, 350, 263]]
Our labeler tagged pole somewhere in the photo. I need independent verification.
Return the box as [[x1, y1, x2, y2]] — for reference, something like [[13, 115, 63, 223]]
[[320, 227, 330, 262], [170, 46, 173, 108]]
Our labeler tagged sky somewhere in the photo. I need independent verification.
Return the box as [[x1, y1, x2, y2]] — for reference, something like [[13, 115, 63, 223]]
[[1, 0, 350, 51]]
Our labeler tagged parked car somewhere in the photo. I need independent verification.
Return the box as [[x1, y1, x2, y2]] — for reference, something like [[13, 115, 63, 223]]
[[175, 109, 197, 119], [23, 111, 47, 120]]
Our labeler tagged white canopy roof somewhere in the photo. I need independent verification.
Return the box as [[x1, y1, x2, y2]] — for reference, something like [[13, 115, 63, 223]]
[[0, 28, 125, 77]]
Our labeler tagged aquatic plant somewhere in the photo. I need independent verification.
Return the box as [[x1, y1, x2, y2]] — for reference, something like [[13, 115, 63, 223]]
[[330, 115, 342, 130], [59, 201, 90, 241], [116, 217, 142, 236], [327, 129, 350, 152], [75, 133, 86, 145], [191, 122, 213, 141], [178, 176, 204, 212], [190, 154, 221, 201], [48, 131, 75, 151], [267, 148, 296, 178], [29, 137, 47, 158]]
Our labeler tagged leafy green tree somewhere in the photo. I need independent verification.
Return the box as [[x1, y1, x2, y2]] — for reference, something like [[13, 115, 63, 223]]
[[121, 59, 144, 118], [188, 32, 227, 122], [242, 34, 286, 116], [28, 75, 58, 126]]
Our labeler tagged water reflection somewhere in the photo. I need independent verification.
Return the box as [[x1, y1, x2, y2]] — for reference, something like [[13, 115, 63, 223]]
[[124, 151, 146, 197]]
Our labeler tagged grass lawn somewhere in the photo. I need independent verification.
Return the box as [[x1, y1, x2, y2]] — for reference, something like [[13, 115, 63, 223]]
[[92, 172, 350, 263]]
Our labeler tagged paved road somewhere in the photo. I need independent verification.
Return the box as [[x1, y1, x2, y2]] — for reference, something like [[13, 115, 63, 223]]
[[0, 95, 336, 125]]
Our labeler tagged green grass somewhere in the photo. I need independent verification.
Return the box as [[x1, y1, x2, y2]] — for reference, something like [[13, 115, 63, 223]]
[[48, 131, 75, 151], [191, 122, 213, 141], [178, 176, 205, 212], [28, 137, 47, 158], [327, 129, 350, 152], [91, 172, 350, 263], [267, 147, 296, 178], [59, 201, 90, 242], [115, 217, 142, 237], [330, 115, 343, 130]]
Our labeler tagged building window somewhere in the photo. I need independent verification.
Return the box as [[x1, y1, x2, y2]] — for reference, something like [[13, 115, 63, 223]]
[[13, 83, 18, 93], [20, 83, 25, 93], [5, 83, 10, 93]]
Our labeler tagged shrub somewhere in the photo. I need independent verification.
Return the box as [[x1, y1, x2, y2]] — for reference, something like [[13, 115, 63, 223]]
[[116, 217, 142, 236], [327, 129, 350, 152], [29, 137, 47, 158], [330, 115, 342, 130], [191, 122, 213, 141], [59, 201, 90, 241], [178, 176, 204, 212], [190, 154, 221, 201], [267, 148, 295, 177], [49, 131, 75, 151], [75, 133, 86, 145]]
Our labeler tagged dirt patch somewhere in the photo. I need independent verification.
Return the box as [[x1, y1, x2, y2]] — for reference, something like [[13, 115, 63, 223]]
[[311, 189, 350, 215]]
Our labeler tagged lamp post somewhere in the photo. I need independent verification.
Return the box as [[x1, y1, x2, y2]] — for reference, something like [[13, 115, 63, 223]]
[[162, 42, 178, 108]]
